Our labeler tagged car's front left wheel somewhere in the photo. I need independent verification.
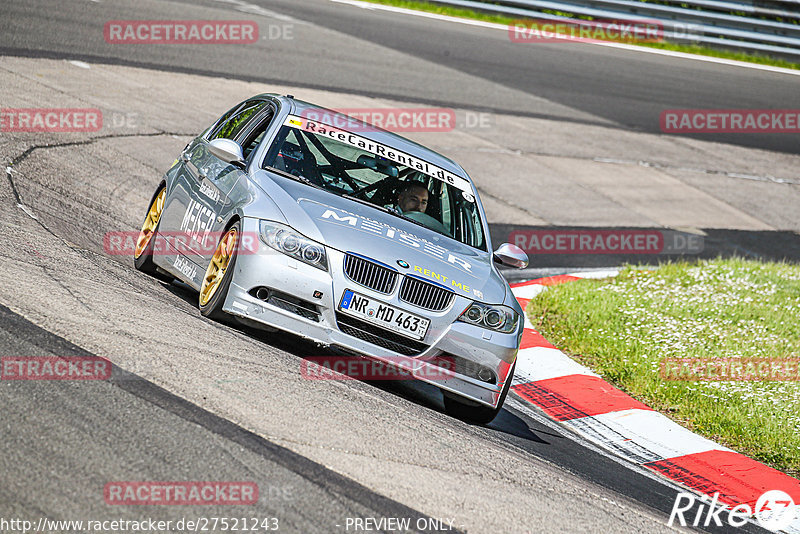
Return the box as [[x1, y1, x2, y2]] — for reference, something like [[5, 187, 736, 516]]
[[199, 221, 240, 321], [134, 185, 171, 281], [442, 360, 516, 425]]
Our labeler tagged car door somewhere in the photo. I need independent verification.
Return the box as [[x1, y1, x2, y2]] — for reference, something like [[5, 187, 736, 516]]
[[190, 101, 276, 266], [158, 100, 244, 250], [159, 99, 271, 285]]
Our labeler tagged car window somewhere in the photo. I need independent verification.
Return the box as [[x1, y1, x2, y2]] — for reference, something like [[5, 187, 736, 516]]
[[272, 129, 324, 180], [243, 130, 266, 160], [241, 107, 275, 160], [209, 100, 268, 141], [262, 119, 486, 251], [454, 197, 485, 250], [206, 103, 241, 138]]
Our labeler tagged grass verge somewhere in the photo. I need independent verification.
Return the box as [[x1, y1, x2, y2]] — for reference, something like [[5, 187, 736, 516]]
[[357, 0, 800, 70], [526, 259, 800, 476]]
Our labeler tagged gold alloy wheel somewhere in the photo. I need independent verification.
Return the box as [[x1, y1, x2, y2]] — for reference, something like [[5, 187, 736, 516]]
[[199, 228, 238, 307], [134, 188, 166, 258]]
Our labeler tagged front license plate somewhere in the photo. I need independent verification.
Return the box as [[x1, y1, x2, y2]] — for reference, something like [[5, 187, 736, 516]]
[[339, 290, 430, 341]]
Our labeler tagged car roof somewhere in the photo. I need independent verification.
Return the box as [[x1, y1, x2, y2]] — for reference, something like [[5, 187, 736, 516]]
[[257, 94, 471, 182]]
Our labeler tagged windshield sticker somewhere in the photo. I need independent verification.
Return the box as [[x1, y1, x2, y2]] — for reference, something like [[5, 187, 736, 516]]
[[283, 115, 474, 198]]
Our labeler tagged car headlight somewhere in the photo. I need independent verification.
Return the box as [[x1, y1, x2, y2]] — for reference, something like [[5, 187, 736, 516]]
[[259, 221, 328, 271], [458, 302, 518, 333]]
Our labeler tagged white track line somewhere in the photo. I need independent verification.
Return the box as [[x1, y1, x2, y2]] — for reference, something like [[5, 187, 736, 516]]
[[565, 269, 620, 279], [510, 283, 547, 300], [514, 346, 599, 383], [569, 409, 730, 459]]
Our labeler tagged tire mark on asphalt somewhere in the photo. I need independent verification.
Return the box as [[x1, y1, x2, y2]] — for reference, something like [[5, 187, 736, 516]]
[[0, 302, 465, 533], [2, 133, 197, 313]]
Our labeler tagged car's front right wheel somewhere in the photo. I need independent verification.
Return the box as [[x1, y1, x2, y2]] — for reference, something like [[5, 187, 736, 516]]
[[199, 221, 240, 321], [442, 361, 516, 425]]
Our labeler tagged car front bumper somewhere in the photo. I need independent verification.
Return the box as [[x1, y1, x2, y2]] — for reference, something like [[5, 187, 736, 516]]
[[222, 217, 521, 408]]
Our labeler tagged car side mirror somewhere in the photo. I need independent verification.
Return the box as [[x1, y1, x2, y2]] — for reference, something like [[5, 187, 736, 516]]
[[493, 243, 528, 269], [208, 138, 245, 168]]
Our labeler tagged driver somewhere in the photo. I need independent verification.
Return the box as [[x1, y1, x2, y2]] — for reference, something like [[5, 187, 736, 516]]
[[395, 182, 429, 214]]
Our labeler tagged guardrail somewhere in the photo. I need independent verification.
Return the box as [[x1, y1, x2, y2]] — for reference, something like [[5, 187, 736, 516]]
[[428, 0, 800, 58]]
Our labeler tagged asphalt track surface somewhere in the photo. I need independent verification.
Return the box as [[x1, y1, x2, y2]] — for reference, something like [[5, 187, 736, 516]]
[[0, 305, 455, 533], [2, 0, 799, 154], [0, 0, 796, 532]]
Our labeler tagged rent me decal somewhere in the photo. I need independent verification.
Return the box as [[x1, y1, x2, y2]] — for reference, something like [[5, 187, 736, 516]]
[[411, 266, 483, 300]]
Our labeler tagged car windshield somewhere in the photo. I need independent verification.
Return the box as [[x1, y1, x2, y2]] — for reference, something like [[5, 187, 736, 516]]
[[262, 115, 487, 251]]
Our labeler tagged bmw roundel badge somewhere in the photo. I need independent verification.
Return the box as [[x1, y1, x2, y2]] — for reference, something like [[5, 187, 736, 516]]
[[397, 260, 409, 269]]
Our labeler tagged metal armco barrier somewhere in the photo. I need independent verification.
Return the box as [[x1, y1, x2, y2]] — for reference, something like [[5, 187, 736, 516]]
[[429, 0, 800, 58]]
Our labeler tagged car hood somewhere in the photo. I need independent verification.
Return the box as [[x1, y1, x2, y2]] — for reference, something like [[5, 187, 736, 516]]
[[253, 171, 507, 304]]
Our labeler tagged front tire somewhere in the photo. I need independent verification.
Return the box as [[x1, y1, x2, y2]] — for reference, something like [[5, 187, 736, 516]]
[[442, 361, 516, 425], [134, 185, 171, 281], [199, 221, 240, 321]]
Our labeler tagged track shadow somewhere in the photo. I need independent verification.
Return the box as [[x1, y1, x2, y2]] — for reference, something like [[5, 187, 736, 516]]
[[157, 280, 549, 431], [161, 280, 452, 415], [487, 405, 553, 443], [133, 277, 770, 533]]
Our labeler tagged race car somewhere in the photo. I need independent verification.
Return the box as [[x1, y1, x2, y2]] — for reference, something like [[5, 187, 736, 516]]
[[133, 94, 529, 424]]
